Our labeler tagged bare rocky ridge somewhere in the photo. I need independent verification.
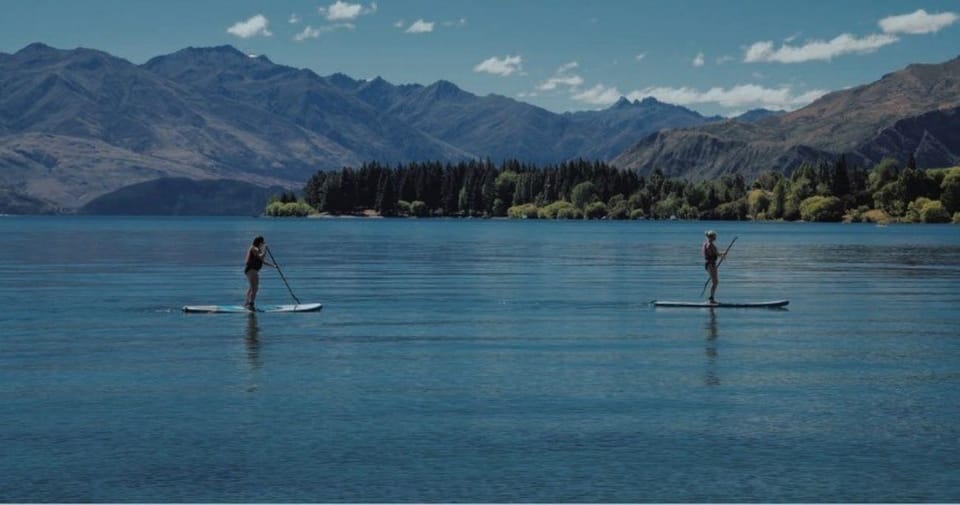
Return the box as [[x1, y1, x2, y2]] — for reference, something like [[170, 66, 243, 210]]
[[613, 56, 960, 180]]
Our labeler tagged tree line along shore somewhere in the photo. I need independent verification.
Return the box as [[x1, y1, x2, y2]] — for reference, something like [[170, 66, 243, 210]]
[[264, 157, 960, 224]]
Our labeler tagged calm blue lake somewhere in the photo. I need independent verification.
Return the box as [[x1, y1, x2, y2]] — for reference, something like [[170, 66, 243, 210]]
[[1, 216, 958, 502]]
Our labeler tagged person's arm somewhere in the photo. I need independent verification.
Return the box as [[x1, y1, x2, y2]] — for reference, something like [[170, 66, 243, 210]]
[[259, 246, 277, 268]]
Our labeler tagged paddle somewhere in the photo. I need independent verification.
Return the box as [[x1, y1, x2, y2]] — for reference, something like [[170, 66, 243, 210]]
[[265, 245, 302, 305], [700, 236, 738, 298]]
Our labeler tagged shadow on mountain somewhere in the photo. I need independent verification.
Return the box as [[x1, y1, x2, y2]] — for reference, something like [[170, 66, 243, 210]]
[[79, 177, 282, 216]]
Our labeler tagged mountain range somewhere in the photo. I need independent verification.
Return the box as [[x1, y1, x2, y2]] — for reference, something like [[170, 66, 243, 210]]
[[1, 42, 958, 214], [613, 56, 960, 180], [0, 43, 723, 212]]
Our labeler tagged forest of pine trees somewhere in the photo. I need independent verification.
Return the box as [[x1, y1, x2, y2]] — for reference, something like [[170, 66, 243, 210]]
[[276, 156, 960, 223]]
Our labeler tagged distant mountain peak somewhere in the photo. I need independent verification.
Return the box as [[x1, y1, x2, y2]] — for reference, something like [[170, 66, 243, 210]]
[[431, 79, 461, 90], [368, 76, 392, 87], [608, 96, 666, 111], [423, 79, 471, 100], [359, 75, 395, 91], [18, 42, 59, 54], [143, 44, 293, 82], [328, 72, 360, 90], [157, 45, 253, 66], [183, 45, 246, 57], [12, 42, 69, 63], [10, 43, 123, 70]]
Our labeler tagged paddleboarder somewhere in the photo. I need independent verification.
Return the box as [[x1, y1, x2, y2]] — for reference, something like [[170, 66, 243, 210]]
[[244, 235, 276, 311], [702, 230, 725, 304]]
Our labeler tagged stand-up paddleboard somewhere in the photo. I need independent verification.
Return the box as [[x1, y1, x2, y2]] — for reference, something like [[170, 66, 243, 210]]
[[183, 303, 323, 314], [652, 300, 788, 308]]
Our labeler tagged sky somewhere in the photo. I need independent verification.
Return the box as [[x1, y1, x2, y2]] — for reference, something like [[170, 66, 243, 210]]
[[1, 0, 959, 117]]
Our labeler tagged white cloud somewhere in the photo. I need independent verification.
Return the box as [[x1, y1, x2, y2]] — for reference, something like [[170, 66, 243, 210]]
[[539, 74, 585, 91], [744, 33, 898, 63], [537, 61, 583, 91], [401, 17, 463, 31], [716, 55, 735, 64], [405, 19, 435, 33], [743, 41, 775, 62], [740, 10, 955, 65], [562, 73, 827, 110], [296, 23, 356, 39], [635, 52, 647, 62], [294, 25, 322, 41], [289, 13, 301, 24], [692, 52, 705, 67], [325, 1, 360, 20], [473, 55, 523, 76], [572, 83, 623, 105], [625, 84, 828, 110], [879, 9, 959, 34], [319, 1, 377, 21], [227, 14, 272, 38]]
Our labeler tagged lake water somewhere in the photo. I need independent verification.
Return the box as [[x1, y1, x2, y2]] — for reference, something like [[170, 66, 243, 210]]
[[1, 216, 959, 502]]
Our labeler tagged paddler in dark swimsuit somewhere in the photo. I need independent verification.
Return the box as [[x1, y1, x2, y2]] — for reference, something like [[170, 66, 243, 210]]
[[702, 230, 725, 304], [245, 236, 276, 311]]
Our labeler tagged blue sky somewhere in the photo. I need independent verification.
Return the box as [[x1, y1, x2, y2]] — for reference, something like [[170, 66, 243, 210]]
[[2, 0, 958, 116]]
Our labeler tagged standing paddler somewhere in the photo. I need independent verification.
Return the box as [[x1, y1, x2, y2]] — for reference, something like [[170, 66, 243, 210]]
[[702, 230, 725, 304], [244, 235, 277, 311]]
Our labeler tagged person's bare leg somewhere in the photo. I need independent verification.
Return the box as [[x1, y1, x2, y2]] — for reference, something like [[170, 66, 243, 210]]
[[246, 270, 259, 308], [708, 265, 719, 303]]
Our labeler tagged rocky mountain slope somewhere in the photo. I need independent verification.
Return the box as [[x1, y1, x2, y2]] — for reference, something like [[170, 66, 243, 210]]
[[0, 43, 720, 211], [613, 56, 960, 180]]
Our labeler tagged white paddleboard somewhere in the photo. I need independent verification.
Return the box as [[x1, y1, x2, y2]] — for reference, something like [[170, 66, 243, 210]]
[[652, 300, 788, 308], [183, 303, 323, 314]]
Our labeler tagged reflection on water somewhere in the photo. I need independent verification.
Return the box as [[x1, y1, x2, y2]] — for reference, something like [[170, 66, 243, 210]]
[[704, 310, 719, 387], [810, 244, 960, 268], [244, 314, 261, 393], [245, 313, 261, 368]]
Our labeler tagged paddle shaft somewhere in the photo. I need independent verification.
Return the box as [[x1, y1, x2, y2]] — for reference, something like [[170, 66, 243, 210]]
[[700, 236, 738, 298], [265, 246, 302, 305]]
